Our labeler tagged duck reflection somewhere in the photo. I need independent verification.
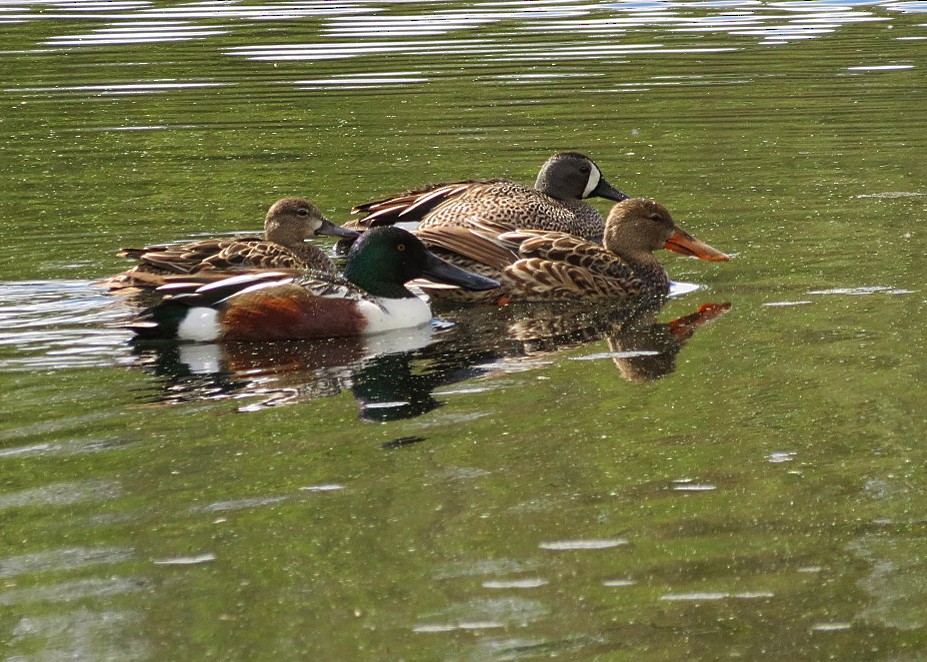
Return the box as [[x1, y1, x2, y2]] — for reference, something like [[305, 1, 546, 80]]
[[130, 298, 730, 418], [607, 302, 730, 382], [439, 299, 730, 383], [130, 324, 439, 415]]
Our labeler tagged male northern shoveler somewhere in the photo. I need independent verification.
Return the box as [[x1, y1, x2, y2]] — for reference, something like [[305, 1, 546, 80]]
[[107, 198, 357, 289], [346, 152, 628, 242], [128, 226, 499, 342], [413, 198, 729, 303]]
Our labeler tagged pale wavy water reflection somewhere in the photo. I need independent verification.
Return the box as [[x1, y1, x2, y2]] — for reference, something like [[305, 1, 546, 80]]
[[4, 1, 921, 84], [2, 2, 926, 660], [0, 281, 134, 371]]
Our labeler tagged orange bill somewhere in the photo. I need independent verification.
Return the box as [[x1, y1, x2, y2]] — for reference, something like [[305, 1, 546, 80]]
[[667, 303, 732, 340], [664, 226, 730, 262]]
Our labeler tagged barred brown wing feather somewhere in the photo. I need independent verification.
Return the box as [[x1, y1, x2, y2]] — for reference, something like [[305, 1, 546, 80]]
[[350, 182, 471, 227], [126, 236, 261, 273], [118, 245, 171, 260], [166, 239, 238, 271], [135, 242, 227, 273], [294, 272, 365, 301], [416, 225, 516, 270], [351, 182, 458, 214], [350, 180, 507, 228], [465, 216, 524, 238], [201, 242, 304, 271], [501, 231, 638, 284], [505, 258, 636, 302]]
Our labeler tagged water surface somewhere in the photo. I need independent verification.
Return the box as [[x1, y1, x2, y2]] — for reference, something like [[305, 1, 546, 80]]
[[1, 2, 926, 660]]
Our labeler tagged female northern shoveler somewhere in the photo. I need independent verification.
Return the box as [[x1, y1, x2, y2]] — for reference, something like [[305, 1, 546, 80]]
[[413, 198, 729, 303], [346, 152, 628, 242], [108, 198, 358, 289], [128, 226, 500, 342]]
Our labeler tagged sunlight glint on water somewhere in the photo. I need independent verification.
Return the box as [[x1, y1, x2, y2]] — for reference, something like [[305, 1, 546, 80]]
[[1, 1, 926, 660]]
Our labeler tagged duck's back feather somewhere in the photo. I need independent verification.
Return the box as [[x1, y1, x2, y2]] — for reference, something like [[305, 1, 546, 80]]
[[415, 225, 517, 271], [349, 180, 506, 228], [497, 230, 651, 302]]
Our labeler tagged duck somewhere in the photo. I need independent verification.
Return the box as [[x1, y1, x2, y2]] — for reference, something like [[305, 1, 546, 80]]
[[346, 151, 628, 242], [413, 198, 729, 303], [107, 198, 358, 289], [128, 226, 500, 342]]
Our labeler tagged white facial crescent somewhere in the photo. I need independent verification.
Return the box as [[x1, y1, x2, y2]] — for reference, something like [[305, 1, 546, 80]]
[[582, 164, 601, 198]]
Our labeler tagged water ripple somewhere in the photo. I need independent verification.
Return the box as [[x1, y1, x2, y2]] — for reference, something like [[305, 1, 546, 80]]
[[9, 80, 229, 97], [8, 0, 914, 92], [292, 72, 429, 90], [1, 547, 134, 579], [43, 22, 228, 47], [539, 538, 628, 550], [0, 479, 122, 512], [660, 590, 774, 601], [0, 281, 134, 372], [227, 38, 490, 62], [0, 576, 141, 606]]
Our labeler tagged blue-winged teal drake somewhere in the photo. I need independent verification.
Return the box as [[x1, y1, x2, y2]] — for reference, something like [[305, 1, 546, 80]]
[[414, 198, 729, 303], [347, 152, 628, 242], [108, 198, 358, 289], [128, 227, 500, 342], [345, 152, 629, 296]]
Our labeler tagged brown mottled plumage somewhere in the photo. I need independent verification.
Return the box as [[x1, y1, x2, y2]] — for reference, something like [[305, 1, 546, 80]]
[[106, 198, 357, 290], [414, 198, 729, 303], [347, 152, 629, 242]]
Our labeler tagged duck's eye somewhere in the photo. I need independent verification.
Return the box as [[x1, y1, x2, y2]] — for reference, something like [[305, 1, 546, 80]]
[[397, 243, 406, 252], [649, 214, 662, 222], [580, 166, 590, 174], [297, 208, 309, 217]]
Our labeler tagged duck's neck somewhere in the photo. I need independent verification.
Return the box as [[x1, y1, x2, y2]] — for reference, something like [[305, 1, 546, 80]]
[[616, 249, 670, 295], [560, 200, 605, 242], [294, 243, 336, 274], [265, 222, 300, 249], [344, 261, 414, 299]]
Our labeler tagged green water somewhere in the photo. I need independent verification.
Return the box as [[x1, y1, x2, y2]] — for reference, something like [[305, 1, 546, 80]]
[[1, 2, 926, 660]]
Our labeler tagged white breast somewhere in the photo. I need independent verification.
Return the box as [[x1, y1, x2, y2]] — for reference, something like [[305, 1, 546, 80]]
[[176, 308, 222, 342], [356, 296, 432, 335]]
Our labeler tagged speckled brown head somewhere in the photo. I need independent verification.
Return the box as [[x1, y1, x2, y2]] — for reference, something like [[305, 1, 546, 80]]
[[604, 198, 729, 263], [263, 198, 357, 247]]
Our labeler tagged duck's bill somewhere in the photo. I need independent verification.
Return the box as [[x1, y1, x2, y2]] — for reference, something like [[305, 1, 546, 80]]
[[665, 227, 730, 262], [421, 252, 500, 291], [317, 217, 361, 240], [591, 176, 629, 203], [666, 302, 733, 340]]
